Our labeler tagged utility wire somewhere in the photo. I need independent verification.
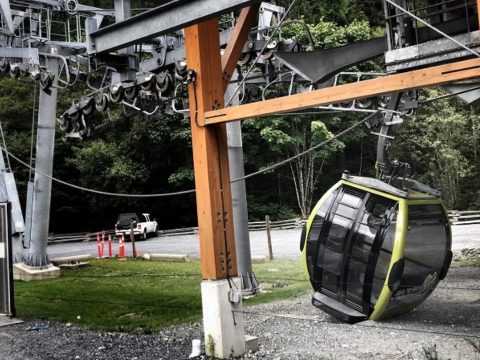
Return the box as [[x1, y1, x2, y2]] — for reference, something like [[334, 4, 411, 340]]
[[0, 112, 376, 197], [0, 145, 195, 198], [231, 111, 381, 183]]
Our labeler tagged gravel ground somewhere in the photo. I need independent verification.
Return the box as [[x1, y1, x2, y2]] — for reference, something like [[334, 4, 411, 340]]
[[1, 265, 479, 360]]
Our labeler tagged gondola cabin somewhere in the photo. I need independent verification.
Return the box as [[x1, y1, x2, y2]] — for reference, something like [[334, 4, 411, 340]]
[[300, 174, 452, 323]]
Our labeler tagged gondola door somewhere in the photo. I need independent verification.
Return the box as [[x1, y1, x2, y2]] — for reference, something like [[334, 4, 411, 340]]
[[314, 185, 396, 316]]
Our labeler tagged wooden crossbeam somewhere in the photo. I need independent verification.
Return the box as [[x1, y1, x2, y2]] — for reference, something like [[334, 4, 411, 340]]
[[204, 58, 480, 124], [221, 4, 260, 90], [185, 19, 237, 280]]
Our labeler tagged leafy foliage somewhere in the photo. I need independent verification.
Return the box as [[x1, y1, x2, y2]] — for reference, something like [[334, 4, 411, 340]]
[[1, 0, 479, 234], [392, 89, 480, 209]]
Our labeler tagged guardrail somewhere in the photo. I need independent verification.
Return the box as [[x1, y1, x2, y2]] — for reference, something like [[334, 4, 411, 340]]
[[448, 210, 480, 225], [48, 230, 115, 244], [46, 211, 478, 244], [47, 218, 307, 244]]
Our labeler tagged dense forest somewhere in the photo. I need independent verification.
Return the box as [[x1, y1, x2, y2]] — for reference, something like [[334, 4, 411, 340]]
[[1, 0, 479, 233]]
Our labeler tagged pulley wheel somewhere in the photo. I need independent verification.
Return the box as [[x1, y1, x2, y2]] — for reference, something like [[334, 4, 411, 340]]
[[109, 86, 124, 104], [155, 72, 171, 93], [81, 98, 95, 116], [124, 86, 138, 101], [94, 93, 109, 112], [58, 115, 72, 132], [140, 75, 155, 91], [357, 98, 373, 109], [175, 61, 187, 80], [10, 65, 20, 79], [0, 59, 9, 73]]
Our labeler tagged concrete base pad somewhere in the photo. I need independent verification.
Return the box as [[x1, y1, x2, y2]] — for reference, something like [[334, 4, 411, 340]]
[[245, 335, 259, 353], [202, 278, 245, 358], [0, 315, 23, 327], [143, 253, 191, 262], [13, 263, 61, 281]]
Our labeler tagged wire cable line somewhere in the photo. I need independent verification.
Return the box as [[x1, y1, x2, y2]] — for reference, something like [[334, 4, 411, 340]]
[[232, 111, 380, 183], [0, 111, 378, 197]]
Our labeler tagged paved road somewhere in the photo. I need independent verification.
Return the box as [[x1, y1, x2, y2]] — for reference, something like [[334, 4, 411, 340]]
[[47, 224, 479, 260]]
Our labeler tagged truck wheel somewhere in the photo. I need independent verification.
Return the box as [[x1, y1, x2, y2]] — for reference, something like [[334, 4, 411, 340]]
[[142, 230, 147, 240]]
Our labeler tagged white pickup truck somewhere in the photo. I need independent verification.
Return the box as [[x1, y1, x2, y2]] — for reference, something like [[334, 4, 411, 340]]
[[115, 213, 158, 240]]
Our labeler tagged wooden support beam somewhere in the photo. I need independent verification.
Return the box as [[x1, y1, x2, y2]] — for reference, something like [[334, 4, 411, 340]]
[[477, 0, 480, 30], [221, 4, 260, 89], [204, 58, 480, 124], [185, 19, 237, 280]]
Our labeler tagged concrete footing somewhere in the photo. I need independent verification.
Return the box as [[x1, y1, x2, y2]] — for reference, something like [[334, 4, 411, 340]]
[[201, 278, 245, 358], [245, 334, 259, 353], [13, 263, 60, 281], [0, 314, 23, 327], [143, 253, 191, 262]]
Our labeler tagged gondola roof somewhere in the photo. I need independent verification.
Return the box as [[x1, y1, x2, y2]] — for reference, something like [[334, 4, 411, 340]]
[[341, 173, 442, 200]]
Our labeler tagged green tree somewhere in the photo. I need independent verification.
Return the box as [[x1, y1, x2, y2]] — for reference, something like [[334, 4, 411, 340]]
[[243, 16, 376, 218], [243, 115, 345, 218], [391, 89, 480, 209]]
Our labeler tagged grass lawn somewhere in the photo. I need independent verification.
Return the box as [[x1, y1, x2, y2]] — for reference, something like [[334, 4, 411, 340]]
[[14, 259, 310, 332]]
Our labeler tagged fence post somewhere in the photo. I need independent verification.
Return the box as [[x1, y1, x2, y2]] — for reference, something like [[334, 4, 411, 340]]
[[265, 215, 273, 260], [108, 233, 113, 258], [130, 220, 137, 258]]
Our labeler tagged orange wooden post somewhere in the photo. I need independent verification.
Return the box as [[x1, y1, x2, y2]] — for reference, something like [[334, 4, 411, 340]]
[[221, 4, 260, 90], [185, 19, 237, 281], [478, 0, 480, 30], [185, 18, 245, 358]]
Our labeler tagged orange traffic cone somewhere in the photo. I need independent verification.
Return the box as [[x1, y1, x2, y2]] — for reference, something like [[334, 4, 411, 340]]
[[101, 231, 105, 258], [96, 233, 104, 258], [118, 234, 126, 260]]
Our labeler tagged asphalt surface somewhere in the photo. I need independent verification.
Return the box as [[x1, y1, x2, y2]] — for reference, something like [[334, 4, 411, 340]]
[[47, 225, 480, 260]]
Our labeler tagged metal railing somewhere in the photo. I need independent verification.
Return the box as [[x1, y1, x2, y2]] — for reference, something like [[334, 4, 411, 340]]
[[46, 211, 478, 244], [47, 218, 307, 244], [448, 210, 480, 225]]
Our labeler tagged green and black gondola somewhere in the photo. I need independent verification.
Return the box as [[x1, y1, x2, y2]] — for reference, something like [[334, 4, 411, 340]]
[[300, 174, 452, 323]]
